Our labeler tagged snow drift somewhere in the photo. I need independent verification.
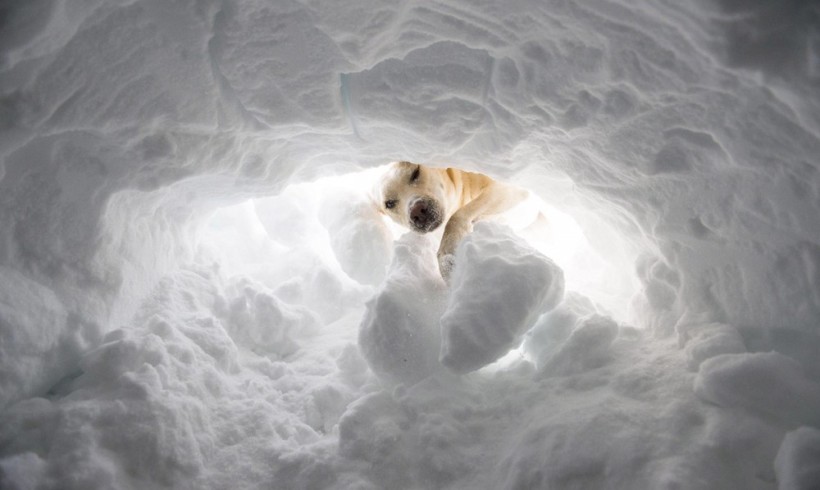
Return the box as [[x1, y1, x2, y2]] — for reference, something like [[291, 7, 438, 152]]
[[1, 0, 819, 489], [439, 222, 564, 374]]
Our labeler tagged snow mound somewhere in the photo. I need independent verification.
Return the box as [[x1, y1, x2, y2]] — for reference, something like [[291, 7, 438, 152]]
[[0, 265, 371, 490], [338, 386, 474, 488], [317, 186, 392, 287], [695, 352, 820, 427], [0, 267, 101, 409], [1, 0, 820, 488], [358, 234, 447, 385], [522, 292, 598, 368], [775, 426, 820, 490], [538, 314, 619, 377], [676, 322, 746, 371], [338, 392, 404, 463], [223, 277, 320, 358], [440, 223, 564, 374]]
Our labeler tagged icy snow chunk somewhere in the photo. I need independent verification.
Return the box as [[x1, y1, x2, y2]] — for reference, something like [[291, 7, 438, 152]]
[[223, 278, 320, 358], [304, 383, 348, 434], [522, 292, 598, 368], [739, 327, 820, 380], [676, 322, 746, 371], [338, 392, 405, 462], [318, 187, 392, 286], [359, 234, 447, 385], [695, 352, 820, 427], [338, 384, 474, 488], [440, 223, 564, 374], [775, 426, 820, 490], [539, 314, 619, 377], [336, 343, 370, 386], [0, 451, 46, 490], [0, 267, 100, 409], [632, 254, 682, 334]]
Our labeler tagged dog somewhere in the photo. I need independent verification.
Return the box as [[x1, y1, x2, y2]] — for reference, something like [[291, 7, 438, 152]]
[[376, 161, 528, 278]]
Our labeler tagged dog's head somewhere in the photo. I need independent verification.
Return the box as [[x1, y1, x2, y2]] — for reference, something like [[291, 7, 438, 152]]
[[377, 161, 448, 234]]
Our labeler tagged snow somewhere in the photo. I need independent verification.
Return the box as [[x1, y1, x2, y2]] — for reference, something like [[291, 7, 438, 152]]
[[695, 352, 820, 428], [440, 222, 564, 374], [677, 322, 746, 371], [359, 232, 447, 385], [775, 427, 820, 490], [537, 313, 619, 378], [1, 0, 819, 488]]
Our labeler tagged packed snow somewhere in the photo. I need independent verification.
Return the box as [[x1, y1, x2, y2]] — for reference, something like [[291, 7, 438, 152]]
[[439, 222, 565, 374], [1, 0, 819, 489]]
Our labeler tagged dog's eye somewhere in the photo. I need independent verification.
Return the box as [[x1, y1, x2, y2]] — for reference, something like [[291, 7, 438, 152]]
[[384, 200, 397, 210], [410, 166, 420, 183]]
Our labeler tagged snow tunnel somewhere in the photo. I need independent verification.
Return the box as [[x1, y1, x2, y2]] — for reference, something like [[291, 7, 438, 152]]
[[1, 1, 820, 489]]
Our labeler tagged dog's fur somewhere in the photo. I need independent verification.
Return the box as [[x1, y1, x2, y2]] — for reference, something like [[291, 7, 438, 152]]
[[376, 161, 528, 278]]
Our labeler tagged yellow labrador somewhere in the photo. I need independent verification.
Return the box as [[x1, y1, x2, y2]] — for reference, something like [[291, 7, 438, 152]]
[[377, 161, 528, 278]]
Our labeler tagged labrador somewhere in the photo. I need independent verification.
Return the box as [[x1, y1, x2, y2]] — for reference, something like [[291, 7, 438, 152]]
[[377, 161, 528, 278]]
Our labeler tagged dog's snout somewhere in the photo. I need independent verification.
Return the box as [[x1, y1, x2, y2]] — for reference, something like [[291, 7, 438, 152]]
[[410, 200, 429, 225], [407, 198, 441, 233]]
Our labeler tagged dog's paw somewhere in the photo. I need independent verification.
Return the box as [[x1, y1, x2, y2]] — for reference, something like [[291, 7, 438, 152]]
[[438, 253, 456, 281], [438, 217, 472, 281], [439, 218, 471, 254]]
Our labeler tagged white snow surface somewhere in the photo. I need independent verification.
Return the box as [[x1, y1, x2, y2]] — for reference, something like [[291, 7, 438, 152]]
[[1, 0, 820, 489], [440, 222, 565, 374], [359, 232, 448, 385]]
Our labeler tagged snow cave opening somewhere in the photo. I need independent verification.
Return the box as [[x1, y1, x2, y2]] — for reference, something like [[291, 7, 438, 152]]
[[197, 165, 640, 324], [3, 0, 820, 488]]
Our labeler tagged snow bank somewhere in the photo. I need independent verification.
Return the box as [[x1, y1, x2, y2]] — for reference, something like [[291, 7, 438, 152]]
[[538, 314, 619, 377], [441, 222, 564, 373], [522, 292, 598, 368], [775, 426, 820, 490], [0, 267, 99, 409], [358, 233, 447, 385], [0, 266, 373, 490], [695, 352, 820, 427], [677, 322, 746, 371], [1, 0, 820, 488], [223, 277, 320, 358], [360, 222, 564, 383], [317, 185, 393, 287]]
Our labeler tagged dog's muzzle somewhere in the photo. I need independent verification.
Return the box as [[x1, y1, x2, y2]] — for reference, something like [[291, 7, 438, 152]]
[[408, 197, 442, 233]]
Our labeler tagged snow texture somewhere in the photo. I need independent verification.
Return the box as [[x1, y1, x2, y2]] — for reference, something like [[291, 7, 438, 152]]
[[1, 0, 820, 488], [775, 426, 820, 490], [538, 313, 619, 377], [677, 322, 747, 371], [359, 233, 447, 385], [695, 352, 820, 427], [441, 222, 564, 373]]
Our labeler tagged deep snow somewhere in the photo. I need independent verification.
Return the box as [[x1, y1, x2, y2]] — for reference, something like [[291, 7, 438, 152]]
[[1, 0, 820, 489]]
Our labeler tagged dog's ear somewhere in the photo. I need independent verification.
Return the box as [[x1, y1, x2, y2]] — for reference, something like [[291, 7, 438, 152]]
[[367, 178, 387, 215]]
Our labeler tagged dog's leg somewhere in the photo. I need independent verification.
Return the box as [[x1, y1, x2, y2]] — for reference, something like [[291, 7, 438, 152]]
[[437, 183, 528, 278]]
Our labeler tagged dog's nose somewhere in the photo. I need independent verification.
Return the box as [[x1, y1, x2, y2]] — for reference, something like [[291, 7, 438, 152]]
[[410, 200, 429, 226]]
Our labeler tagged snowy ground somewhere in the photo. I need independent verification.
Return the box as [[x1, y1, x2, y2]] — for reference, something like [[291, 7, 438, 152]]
[[1, 0, 820, 489]]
